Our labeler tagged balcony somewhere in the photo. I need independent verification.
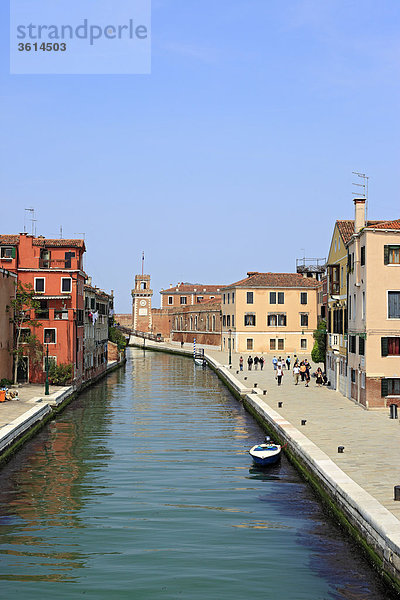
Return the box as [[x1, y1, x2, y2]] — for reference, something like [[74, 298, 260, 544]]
[[39, 258, 69, 269]]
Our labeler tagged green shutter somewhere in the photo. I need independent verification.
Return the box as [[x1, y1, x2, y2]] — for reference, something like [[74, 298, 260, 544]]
[[11, 247, 16, 258], [384, 246, 389, 265], [381, 378, 389, 397], [381, 337, 388, 357]]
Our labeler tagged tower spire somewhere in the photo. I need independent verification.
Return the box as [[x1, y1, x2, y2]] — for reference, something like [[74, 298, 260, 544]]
[[142, 251, 144, 277]]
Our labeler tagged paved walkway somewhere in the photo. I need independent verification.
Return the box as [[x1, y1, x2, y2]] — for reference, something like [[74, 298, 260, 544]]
[[132, 338, 400, 520], [0, 384, 58, 428]]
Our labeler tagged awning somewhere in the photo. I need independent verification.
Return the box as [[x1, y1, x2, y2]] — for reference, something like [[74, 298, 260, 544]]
[[32, 295, 71, 300]]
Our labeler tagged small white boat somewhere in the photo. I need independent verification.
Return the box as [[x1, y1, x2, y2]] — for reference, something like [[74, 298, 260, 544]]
[[249, 437, 282, 467]]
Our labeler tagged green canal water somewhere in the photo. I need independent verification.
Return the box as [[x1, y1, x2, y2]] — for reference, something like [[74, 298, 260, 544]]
[[0, 349, 394, 599]]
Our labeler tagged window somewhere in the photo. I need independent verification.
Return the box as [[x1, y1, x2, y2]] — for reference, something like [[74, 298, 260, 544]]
[[34, 278, 45, 293], [36, 300, 49, 319], [212, 315, 216, 331], [64, 251, 75, 269], [61, 278, 72, 293], [244, 314, 256, 326], [269, 292, 276, 304], [232, 293, 235, 303], [381, 378, 400, 396], [278, 292, 284, 304], [300, 292, 308, 305], [197, 296, 204, 303], [223, 294, 225, 304], [301, 338, 307, 349], [361, 246, 365, 266], [43, 356, 57, 371], [277, 339, 284, 350], [351, 369, 356, 384], [232, 315, 235, 327], [180, 297, 187, 305], [246, 338, 253, 350], [1, 247, 15, 259], [348, 295, 351, 320], [381, 337, 400, 356], [349, 335, 356, 353], [384, 245, 400, 265], [268, 313, 287, 326], [168, 296, 173, 305], [194, 316, 198, 329], [362, 292, 365, 320], [20, 328, 31, 342], [388, 292, 400, 318], [247, 292, 254, 304], [270, 339, 276, 350], [222, 315, 226, 327], [44, 328, 56, 344], [358, 336, 365, 356], [227, 293, 230, 304], [300, 314, 309, 327], [206, 316, 210, 330], [329, 265, 340, 295], [353, 294, 356, 320], [227, 315, 231, 327]]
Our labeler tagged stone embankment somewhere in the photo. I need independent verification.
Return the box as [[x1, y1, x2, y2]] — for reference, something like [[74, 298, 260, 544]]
[[129, 335, 400, 594], [0, 360, 125, 464]]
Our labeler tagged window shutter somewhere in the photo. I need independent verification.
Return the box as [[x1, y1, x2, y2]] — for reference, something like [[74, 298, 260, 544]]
[[381, 378, 389, 397], [11, 247, 16, 258], [381, 337, 388, 357], [384, 246, 389, 265]]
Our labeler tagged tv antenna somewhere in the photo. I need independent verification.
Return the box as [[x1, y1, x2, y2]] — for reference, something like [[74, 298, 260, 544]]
[[24, 208, 36, 235], [352, 171, 369, 218]]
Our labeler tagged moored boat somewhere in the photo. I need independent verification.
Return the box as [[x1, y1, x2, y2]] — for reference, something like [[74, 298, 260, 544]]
[[249, 437, 282, 467]]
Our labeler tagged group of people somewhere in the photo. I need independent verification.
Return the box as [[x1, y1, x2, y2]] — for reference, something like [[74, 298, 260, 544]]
[[238, 353, 328, 388], [239, 355, 265, 371]]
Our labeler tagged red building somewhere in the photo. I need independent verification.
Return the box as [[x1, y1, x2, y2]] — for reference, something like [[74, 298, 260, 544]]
[[0, 233, 86, 385]]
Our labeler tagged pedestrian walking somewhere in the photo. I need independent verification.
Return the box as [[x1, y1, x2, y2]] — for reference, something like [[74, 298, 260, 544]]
[[316, 367, 323, 387], [293, 363, 300, 385], [300, 362, 306, 382], [247, 356, 253, 371], [286, 356, 291, 370], [254, 356, 259, 370], [276, 365, 283, 386], [277, 357, 282, 369], [305, 363, 311, 387], [239, 356, 244, 371], [259, 356, 265, 371], [272, 356, 278, 370]]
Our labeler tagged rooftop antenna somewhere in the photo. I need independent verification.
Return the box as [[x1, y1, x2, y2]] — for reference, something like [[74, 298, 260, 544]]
[[24, 208, 36, 235], [141, 251, 145, 277], [352, 171, 369, 219]]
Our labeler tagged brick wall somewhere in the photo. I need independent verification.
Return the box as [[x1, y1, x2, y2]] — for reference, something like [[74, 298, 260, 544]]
[[115, 314, 132, 328]]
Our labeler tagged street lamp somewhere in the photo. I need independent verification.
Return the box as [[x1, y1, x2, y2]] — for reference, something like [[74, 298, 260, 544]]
[[228, 329, 232, 365], [45, 343, 49, 395]]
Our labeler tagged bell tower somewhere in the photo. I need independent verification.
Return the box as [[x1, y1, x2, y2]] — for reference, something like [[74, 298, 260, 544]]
[[131, 254, 153, 332]]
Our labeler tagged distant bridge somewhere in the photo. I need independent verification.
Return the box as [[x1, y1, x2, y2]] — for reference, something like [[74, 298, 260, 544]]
[[116, 325, 164, 343]]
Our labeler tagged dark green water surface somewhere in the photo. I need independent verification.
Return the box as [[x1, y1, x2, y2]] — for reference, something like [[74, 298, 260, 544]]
[[0, 349, 394, 599]]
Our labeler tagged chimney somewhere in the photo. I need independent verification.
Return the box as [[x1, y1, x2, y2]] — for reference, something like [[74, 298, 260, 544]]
[[354, 198, 366, 233]]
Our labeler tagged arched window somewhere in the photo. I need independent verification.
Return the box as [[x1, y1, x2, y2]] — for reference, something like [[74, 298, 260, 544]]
[[207, 316, 210, 330], [194, 316, 198, 330], [190, 317, 193, 330], [212, 315, 216, 331]]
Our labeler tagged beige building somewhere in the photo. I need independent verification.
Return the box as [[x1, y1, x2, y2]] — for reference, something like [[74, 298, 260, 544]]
[[0, 268, 17, 381], [347, 200, 400, 408], [221, 272, 320, 355]]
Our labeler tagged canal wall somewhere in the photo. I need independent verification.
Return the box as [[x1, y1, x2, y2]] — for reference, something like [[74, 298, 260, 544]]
[[130, 339, 400, 594], [0, 359, 126, 466]]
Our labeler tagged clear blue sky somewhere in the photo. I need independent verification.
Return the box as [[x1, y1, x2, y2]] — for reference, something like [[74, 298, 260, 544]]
[[1, 0, 399, 311]]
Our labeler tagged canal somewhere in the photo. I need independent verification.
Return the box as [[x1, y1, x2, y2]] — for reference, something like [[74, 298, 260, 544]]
[[0, 349, 394, 599]]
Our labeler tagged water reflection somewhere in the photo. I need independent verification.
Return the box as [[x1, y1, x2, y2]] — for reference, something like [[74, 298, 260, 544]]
[[0, 350, 396, 599]]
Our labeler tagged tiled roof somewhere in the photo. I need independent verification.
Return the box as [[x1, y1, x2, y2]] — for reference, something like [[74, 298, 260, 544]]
[[365, 219, 400, 230], [161, 283, 223, 294], [336, 220, 354, 245], [33, 238, 85, 248], [0, 235, 19, 245], [336, 220, 385, 244], [223, 272, 320, 290], [0, 234, 85, 249]]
